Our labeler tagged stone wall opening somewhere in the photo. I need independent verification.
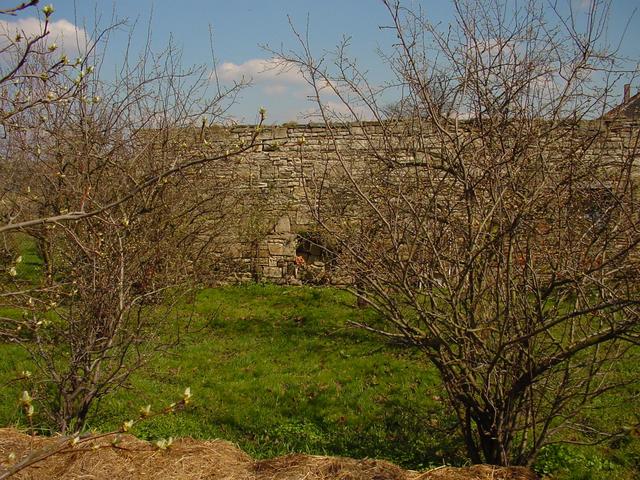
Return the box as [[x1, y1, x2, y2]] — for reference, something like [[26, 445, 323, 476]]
[[295, 231, 336, 284]]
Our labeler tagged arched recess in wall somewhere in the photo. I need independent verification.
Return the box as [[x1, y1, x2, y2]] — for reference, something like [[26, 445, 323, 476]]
[[294, 230, 338, 284]]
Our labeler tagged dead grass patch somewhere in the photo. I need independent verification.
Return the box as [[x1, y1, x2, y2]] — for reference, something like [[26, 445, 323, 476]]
[[0, 428, 537, 479]]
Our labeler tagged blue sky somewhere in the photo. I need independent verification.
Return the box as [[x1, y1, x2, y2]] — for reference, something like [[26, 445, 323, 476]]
[[5, 1, 639, 123]]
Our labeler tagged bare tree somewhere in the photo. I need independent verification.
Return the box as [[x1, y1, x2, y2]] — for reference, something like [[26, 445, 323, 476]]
[[0, 2, 258, 431], [0, 1, 82, 234], [279, 0, 640, 466]]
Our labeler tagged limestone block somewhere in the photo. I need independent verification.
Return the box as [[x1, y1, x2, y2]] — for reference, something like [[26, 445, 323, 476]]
[[256, 129, 274, 141], [261, 164, 276, 178], [262, 266, 283, 278], [233, 273, 254, 283], [274, 216, 291, 233], [268, 242, 286, 256], [292, 187, 306, 201], [273, 127, 289, 139], [275, 232, 298, 244], [296, 209, 312, 225]]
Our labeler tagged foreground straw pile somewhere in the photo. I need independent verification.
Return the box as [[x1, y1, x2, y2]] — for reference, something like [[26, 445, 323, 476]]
[[0, 428, 536, 479]]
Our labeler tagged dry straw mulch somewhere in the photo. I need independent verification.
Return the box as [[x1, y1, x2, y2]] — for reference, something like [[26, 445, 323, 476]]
[[0, 428, 537, 479]]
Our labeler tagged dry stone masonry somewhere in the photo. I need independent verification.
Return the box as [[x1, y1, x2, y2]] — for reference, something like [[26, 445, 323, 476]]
[[184, 118, 640, 284]]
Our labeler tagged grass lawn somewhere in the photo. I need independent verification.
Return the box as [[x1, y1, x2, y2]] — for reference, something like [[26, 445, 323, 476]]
[[0, 284, 461, 470]]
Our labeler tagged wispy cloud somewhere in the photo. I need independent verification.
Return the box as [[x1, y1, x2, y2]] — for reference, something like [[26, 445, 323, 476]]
[[216, 57, 308, 97], [216, 57, 341, 101], [0, 17, 88, 54], [216, 57, 375, 121]]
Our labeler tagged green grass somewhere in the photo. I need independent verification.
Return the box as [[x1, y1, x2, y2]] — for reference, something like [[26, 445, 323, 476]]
[[2, 233, 43, 284], [99, 285, 461, 468], [0, 282, 638, 478], [0, 284, 461, 469]]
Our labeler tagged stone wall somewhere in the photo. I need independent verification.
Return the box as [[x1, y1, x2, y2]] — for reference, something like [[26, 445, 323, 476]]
[[190, 118, 640, 284]]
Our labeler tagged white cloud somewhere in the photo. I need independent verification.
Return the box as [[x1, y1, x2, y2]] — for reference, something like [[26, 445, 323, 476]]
[[217, 57, 373, 121], [472, 37, 520, 68], [216, 58, 344, 106], [0, 17, 88, 54], [217, 57, 307, 86]]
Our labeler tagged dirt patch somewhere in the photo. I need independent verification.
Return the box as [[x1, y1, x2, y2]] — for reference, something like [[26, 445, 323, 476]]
[[0, 428, 537, 479]]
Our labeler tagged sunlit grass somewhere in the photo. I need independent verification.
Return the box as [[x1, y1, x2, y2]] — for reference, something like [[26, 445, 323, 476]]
[[0, 281, 638, 478]]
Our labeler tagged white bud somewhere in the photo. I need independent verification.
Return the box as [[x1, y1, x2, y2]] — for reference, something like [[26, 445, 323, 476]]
[[154, 437, 173, 450], [122, 420, 134, 432], [20, 391, 32, 405]]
